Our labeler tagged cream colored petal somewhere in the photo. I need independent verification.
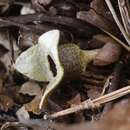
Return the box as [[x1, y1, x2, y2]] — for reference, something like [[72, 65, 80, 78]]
[[15, 30, 61, 81], [15, 30, 64, 108]]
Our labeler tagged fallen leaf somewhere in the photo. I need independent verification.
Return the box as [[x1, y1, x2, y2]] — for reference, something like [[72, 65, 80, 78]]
[[24, 93, 42, 114], [77, 9, 117, 34], [90, 0, 112, 20], [19, 81, 41, 96], [20, 4, 35, 15], [0, 0, 14, 14], [1, 117, 51, 130], [87, 87, 101, 99], [68, 94, 81, 106], [1, 52, 12, 72], [0, 94, 14, 112], [18, 29, 38, 50], [0, 28, 17, 51], [16, 106, 30, 122]]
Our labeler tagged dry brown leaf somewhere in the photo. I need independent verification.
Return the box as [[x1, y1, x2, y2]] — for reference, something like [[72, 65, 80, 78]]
[[0, 0, 14, 14], [19, 81, 41, 96], [20, 3, 35, 15], [87, 87, 101, 99], [24, 93, 42, 114], [18, 29, 39, 50], [0, 94, 14, 112], [0, 28, 17, 51], [1, 52, 12, 72], [16, 106, 30, 122], [90, 0, 112, 20], [77, 10, 114, 33], [68, 94, 81, 107], [31, 0, 52, 12], [97, 99, 130, 130]]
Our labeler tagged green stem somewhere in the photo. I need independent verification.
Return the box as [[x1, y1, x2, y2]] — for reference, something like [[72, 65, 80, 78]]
[[81, 49, 100, 65]]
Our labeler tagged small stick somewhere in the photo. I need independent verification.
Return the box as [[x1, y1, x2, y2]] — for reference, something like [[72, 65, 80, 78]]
[[48, 85, 130, 119], [0, 18, 43, 34], [102, 61, 123, 114], [0, 14, 98, 38], [101, 28, 130, 51], [0, 18, 30, 31], [100, 76, 112, 96]]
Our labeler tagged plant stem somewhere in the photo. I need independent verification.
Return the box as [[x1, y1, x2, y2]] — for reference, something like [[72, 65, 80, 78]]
[[81, 49, 100, 65]]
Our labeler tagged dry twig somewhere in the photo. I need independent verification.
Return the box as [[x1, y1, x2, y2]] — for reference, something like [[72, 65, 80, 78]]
[[48, 86, 130, 119]]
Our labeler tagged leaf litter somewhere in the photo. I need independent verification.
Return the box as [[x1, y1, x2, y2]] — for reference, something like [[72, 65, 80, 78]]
[[0, 0, 130, 130]]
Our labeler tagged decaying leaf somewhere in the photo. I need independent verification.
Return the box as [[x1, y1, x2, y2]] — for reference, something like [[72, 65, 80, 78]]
[[0, 28, 16, 52], [0, 0, 14, 14], [90, 0, 112, 21], [19, 81, 41, 96], [15, 30, 64, 109], [24, 93, 42, 114], [31, 0, 52, 12], [0, 94, 14, 112], [18, 29, 39, 50], [0, 28, 18, 73], [2, 114, 47, 130], [20, 4, 35, 15], [77, 10, 115, 33], [16, 106, 30, 122], [68, 94, 81, 106]]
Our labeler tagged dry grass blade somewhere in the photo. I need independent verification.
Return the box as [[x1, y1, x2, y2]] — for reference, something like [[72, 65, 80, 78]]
[[49, 86, 130, 119], [118, 0, 130, 36], [101, 28, 130, 51], [105, 0, 130, 45]]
